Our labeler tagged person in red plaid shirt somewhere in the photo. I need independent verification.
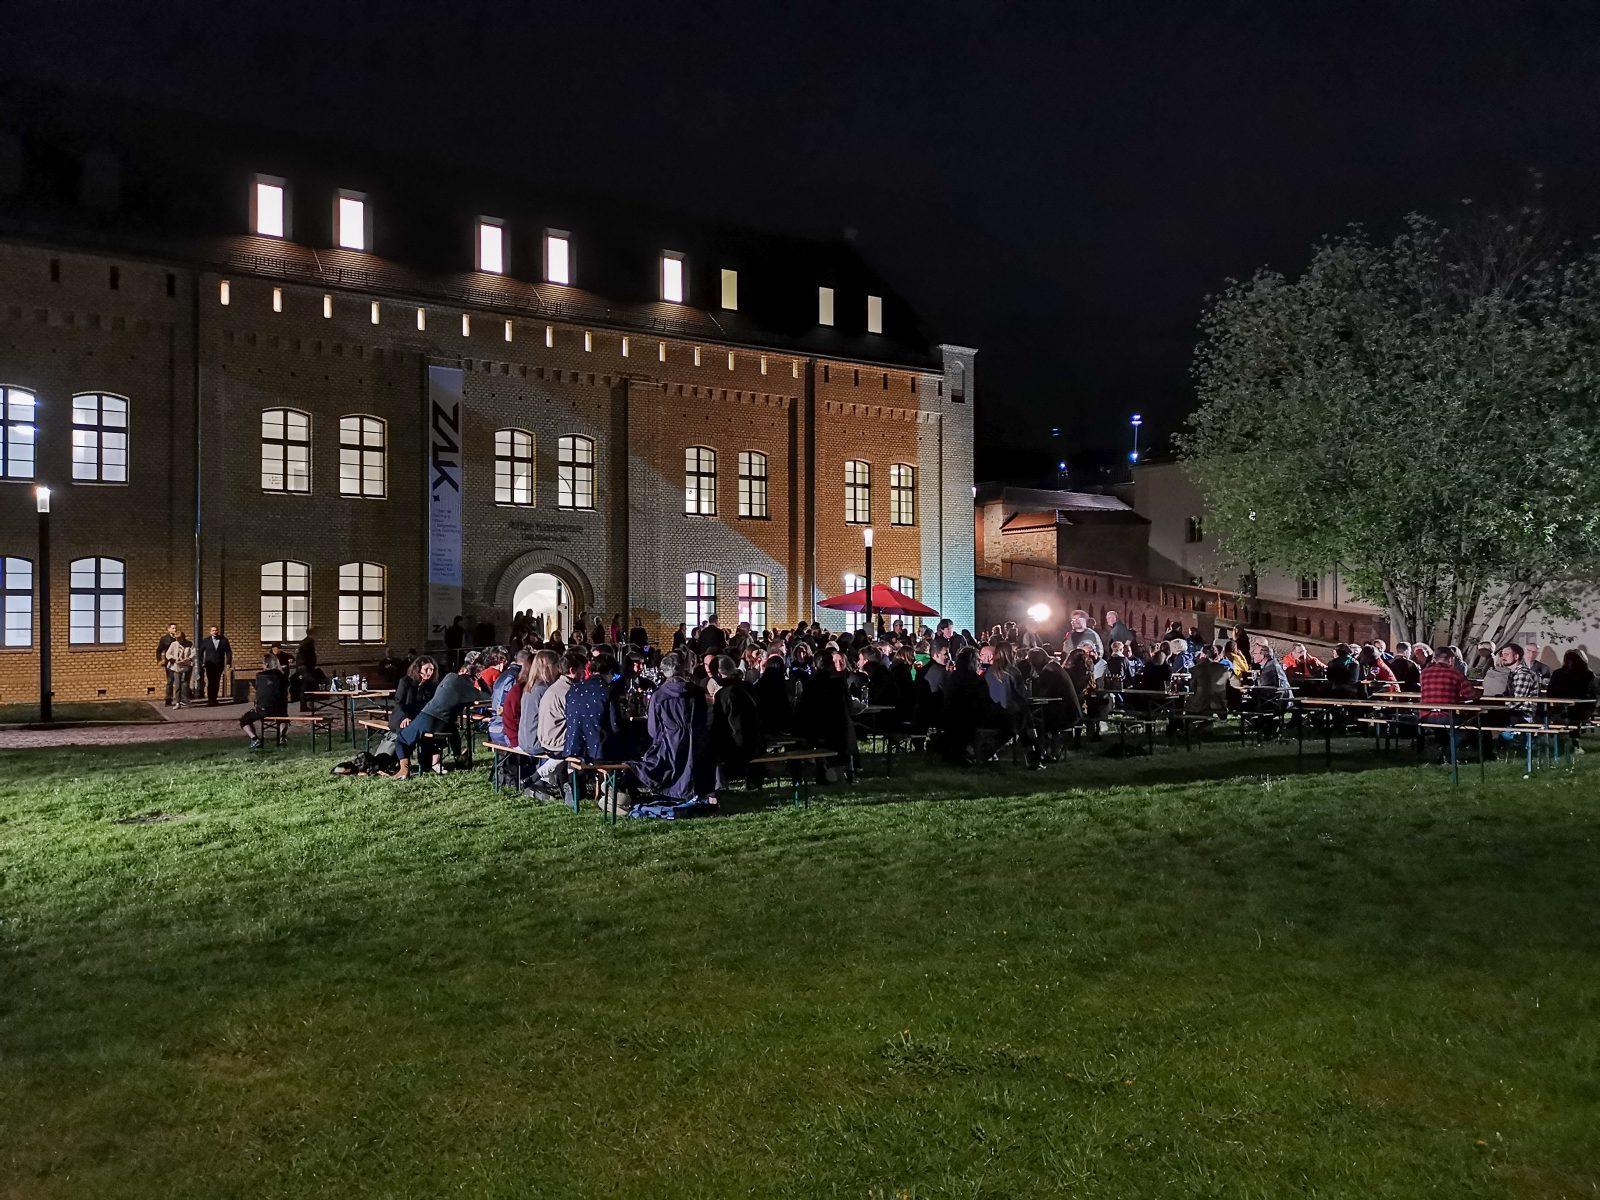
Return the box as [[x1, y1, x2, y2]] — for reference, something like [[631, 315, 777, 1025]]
[[1419, 650, 1476, 760]]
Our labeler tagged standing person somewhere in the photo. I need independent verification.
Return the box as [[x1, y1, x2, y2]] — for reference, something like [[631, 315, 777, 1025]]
[[239, 653, 288, 749], [610, 613, 624, 645], [1103, 609, 1133, 649], [165, 630, 195, 707], [1066, 610, 1103, 656], [200, 625, 232, 706], [157, 622, 180, 706], [293, 626, 321, 703], [444, 616, 466, 667]]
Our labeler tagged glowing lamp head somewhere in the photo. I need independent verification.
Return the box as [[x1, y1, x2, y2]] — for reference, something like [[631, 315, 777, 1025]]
[[1129, 450, 1140, 462], [1130, 413, 1143, 427], [1026, 602, 1050, 624], [862, 526, 874, 549], [34, 485, 50, 514]]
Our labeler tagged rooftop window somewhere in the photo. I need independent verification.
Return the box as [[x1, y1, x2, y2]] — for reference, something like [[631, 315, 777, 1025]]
[[661, 252, 685, 303], [252, 174, 286, 238], [720, 268, 738, 311], [335, 190, 368, 251], [867, 294, 883, 334], [477, 218, 505, 275], [545, 230, 571, 285], [818, 286, 835, 327]]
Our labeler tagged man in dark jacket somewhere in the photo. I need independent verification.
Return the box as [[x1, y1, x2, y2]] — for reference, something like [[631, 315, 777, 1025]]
[[200, 625, 233, 706], [632, 653, 716, 800], [936, 648, 995, 764], [564, 652, 628, 764], [710, 655, 764, 786], [239, 654, 288, 749]]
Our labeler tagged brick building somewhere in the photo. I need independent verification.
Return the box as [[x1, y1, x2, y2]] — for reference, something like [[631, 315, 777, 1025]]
[[0, 95, 975, 703]]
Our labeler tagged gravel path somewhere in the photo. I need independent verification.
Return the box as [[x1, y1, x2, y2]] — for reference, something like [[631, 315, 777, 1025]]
[[0, 720, 240, 749]]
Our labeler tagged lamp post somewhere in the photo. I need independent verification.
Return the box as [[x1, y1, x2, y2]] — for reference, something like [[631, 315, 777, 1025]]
[[1130, 413, 1143, 465], [35, 485, 51, 724], [862, 525, 874, 636]]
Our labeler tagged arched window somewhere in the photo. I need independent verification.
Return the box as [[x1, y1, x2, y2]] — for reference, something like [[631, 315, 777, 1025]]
[[844, 460, 871, 525], [71, 393, 129, 483], [889, 463, 916, 526], [737, 450, 768, 519], [260, 560, 310, 643], [1, 386, 37, 480], [261, 408, 311, 493], [685, 571, 716, 630], [1, 557, 32, 647], [841, 571, 866, 632], [338, 415, 386, 498], [890, 575, 920, 631], [68, 556, 124, 645], [684, 446, 717, 516], [338, 561, 385, 643], [557, 435, 595, 510], [494, 429, 535, 505], [737, 572, 768, 631]]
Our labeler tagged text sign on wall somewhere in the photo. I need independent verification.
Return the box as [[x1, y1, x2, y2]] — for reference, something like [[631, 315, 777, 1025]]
[[426, 365, 464, 639]]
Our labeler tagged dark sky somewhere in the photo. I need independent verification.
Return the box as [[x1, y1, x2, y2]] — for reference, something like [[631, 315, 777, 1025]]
[[7, 1, 1600, 478]]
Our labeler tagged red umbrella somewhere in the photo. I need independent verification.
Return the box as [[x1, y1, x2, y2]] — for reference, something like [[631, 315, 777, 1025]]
[[817, 583, 939, 618]]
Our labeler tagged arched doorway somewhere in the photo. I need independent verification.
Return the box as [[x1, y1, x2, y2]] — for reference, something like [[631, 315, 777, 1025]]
[[513, 571, 572, 640]]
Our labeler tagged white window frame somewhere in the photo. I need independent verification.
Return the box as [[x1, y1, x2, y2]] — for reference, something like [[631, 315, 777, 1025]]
[[890, 575, 919, 630], [338, 415, 386, 499], [1299, 576, 1320, 601], [720, 268, 738, 310], [844, 459, 871, 525], [818, 286, 835, 326], [685, 446, 717, 516], [557, 435, 595, 510], [867, 294, 883, 334], [2, 556, 33, 647], [661, 251, 685, 303], [842, 572, 866, 632], [544, 229, 572, 285], [70, 392, 129, 484], [260, 560, 310, 643], [335, 188, 369, 251], [68, 556, 124, 645], [252, 173, 287, 238], [494, 428, 535, 506], [261, 408, 311, 494], [737, 572, 768, 631], [685, 571, 716, 630], [737, 450, 768, 519], [889, 462, 916, 526], [1, 386, 37, 480], [338, 561, 386, 644], [477, 216, 506, 274]]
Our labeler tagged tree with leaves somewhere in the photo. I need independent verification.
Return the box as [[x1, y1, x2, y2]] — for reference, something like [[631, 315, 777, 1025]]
[[1181, 206, 1600, 647]]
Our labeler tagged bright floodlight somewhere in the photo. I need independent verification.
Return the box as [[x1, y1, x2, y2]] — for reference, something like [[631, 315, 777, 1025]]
[[862, 526, 874, 548], [35, 485, 50, 513], [1130, 413, 1143, 426], [1027, 602, 1050, 623], [1129, 450, 1140, 462]]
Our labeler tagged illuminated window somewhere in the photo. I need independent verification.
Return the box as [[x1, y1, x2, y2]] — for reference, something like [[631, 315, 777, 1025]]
[[219, 280, 230, 305], [322, 294, 333, 318], [477, 217, 505, 274], [720, 268, 738, 310], [71, 392, 129, 483], [261, 408, 311, 493], [584, 331, 593, 352], [68, 556, 124, 645], [369, 300, 380, 324], [545, 325, 554, 347], [272, 287, 283, 312], [1, 557, 32, 647], [684, 446, 717, 516], [693, 346, 702, 367], [504, 319, 513, 342], [1, 386, 37, 479], [557, 435, 595, 510], [842, 572, 866, 632], [844, 459, 871, 524], [494, 428, 535, 505], [338, 415, 386, 498], [416, 307, 426, 330], [252, 174, 286, 237], [621, 336, 630, 357], [685, 571, 716, 630], [890, 575, 919, 630], [737, 572, 768, 631], [737, 450, 768, 519], [260, 560, 310, 643], [867, 294, 883, 334], [889, 462, 915, 526], [338, 561, 385, 643], [461, 313, 471, 337], [545, 230, 571, 285], [818, 286, 835, 326], [759, 355, 768, 375], [951, 361, 966, 403], [335, 189, 368, 250], [661, 251, 685, 303]]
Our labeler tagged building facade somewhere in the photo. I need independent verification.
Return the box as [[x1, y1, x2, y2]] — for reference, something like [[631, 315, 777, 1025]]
[[0, 103, 975, 702]]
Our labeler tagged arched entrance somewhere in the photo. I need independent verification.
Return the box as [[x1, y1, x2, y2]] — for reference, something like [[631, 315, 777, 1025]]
[[512, 571, 572, 640]]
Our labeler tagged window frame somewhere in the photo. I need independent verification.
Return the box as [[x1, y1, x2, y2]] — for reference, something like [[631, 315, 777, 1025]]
[[1, 556, 33, 648], [261, 408, 312, 494], [1, 385, 38, 480], [70, 392, 130, 485], [818, 285, 835, 326], [685, 571, 717, 630], [889, 462, 916, 526], [684, 445, 718, 517], [867, 294, 884, 334], [260, 559, 311, 644], [494, 428, 536, 506], [720, 268, 738, 310], [661, 251, 685, 303], [556, 435, 595, 511], [844, 459, 872, 525], [252, 173, 288, 238], [737, 450, 769, 519], [335, 188, 370, 251], [544, 229, 572, 285], [1185, 516, 1204, 544], [337, 561, 386, 644], [737, 572, 768, 631], [337, 414, 386, 499], [842, 572, 866, 632], [890, 575, 919, 631], [1298, 576, 1320, 601], [68, 556, 125, 646], [477, 216, 506, 274]]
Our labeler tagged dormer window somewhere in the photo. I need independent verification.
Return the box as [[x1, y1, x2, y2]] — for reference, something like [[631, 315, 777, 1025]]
[[866, 294, 883, 334], [720, 268, 738, 311], [477, 217, 505, 274], [661, 251, 685, 303], [252, 174, 286, 238], [818, 286, 835, 327], [335, 189, 369, 251], [545, 230, 572, 285]]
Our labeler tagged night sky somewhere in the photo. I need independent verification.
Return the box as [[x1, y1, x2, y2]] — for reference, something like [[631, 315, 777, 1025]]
[[8, 1, 1600, 478]]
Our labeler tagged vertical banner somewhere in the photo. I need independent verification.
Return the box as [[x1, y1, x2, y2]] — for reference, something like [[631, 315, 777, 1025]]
[[426, 365, 464, 640]]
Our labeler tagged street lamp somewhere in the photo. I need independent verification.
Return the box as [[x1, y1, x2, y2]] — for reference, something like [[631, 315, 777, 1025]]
[[1027, 602, 1051, 624], [35, 485, 51, 724], [1129, 413, 1143, 464], [862, 525, 874, 636]]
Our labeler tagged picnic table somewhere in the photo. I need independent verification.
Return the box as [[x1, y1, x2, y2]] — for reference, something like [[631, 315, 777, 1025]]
[[305, 689, 394, 743], [1298, 696, 1490, 783]]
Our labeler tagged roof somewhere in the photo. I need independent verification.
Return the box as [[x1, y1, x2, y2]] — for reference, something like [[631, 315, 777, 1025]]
[[976, 483, 1137, 514], [0, 84, 947, 369]]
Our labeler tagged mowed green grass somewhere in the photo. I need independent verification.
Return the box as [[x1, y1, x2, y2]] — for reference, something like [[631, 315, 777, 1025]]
[[2, 734, 1598, 1199]]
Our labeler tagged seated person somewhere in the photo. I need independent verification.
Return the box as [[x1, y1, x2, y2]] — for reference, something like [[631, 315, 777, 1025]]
[[532, 651, 585, 791], [1324, 644, 1362, 699], [1185, 646, 1232, 718], [935, 647, 997, 764], [796, 649, 860, 777], [1359, 644, 1397, 693], [563, 651, 629, 763], [710, 654, 765, 787], [389, 655, 439, 732], [1548, 650, 1598, 730], [633, 653, 717, 800], [389, 653, 483, 779], [487, 650, 523, 743], [1390, 642, 1422, 690], [239, 653, 289, 749]]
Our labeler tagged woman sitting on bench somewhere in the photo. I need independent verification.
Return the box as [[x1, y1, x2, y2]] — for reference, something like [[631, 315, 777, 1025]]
[[389, 653, 482, 779]]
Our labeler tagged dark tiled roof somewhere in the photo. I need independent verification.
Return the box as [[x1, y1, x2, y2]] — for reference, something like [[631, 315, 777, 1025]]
[[977, 483, 1137, 514], [0, 84, 945, 368]]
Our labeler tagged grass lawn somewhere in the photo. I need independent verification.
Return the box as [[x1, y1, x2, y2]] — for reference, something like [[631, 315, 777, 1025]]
[[0, 698, 163, 725], [2, 733, 1597, 1198]]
